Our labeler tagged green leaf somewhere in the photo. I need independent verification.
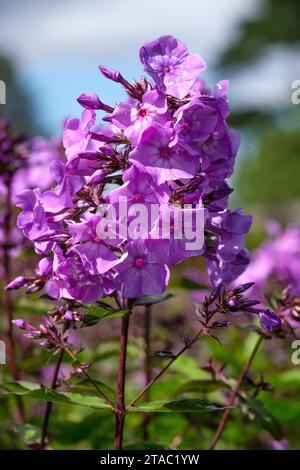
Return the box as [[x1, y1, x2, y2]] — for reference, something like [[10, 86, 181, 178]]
[[242, 397, 281, 439], [0, 382, 111, 411], [174, 380, 228, 396], [81, 314, 102, 327], [82, 308, 129, 327], [128, 398, 229, 413], [15, 424, 41, 446], [133, 293, 174, 307], [0, 381, 41, 393]]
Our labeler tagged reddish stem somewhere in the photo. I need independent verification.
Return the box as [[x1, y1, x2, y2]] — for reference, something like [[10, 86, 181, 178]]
[[114, 313, 130, 450], [128, 325, 204, 409], [40, 348, 64, 449], [142, 306, 152, 440], [209, 336, 263, 450]]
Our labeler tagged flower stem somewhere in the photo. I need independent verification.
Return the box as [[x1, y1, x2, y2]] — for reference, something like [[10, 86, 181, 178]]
[[209, 335, 264, 450], [114, 312, 131, 450], [64, 347, 115, 408], [128, 325, 204, 409], [40, 348, 64, 449], [142, 306, 152, 440]]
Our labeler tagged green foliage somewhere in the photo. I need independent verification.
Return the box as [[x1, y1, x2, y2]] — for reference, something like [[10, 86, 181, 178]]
[[220, 0, 300, 67], [236, 127, 300, 208], [129, 399, 228, 413]]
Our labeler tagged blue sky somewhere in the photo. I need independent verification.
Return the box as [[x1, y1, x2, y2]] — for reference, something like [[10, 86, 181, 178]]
[[0, 0, 298, 136]]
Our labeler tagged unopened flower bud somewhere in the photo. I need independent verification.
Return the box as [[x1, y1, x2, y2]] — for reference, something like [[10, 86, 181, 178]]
[[5, 276, 28, 290], [259, 309, 282, 333]]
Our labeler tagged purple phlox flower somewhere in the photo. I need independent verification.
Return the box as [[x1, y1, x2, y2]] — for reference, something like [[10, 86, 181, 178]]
[[209, 209, 252, 262], [207, 247, 251, 287], [110, 90, 170, 146], [63, 109, 98, 160], [115, 238, 170, 298], [139, 35, 206, 99], [259, 309, 282, 333], [45, 247, 110, 303], [41, 160, 84, 212], [108, 164, 170, 236], [129, 124, 199, 184], [69, 215, 120, 275], [14, 188, 63, 254], [201, 127, 240, 181], [155, 204, 205, 265], [173, 98, 220, 155]]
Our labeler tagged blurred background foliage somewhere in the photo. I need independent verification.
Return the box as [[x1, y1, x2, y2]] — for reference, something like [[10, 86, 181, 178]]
[[223, 0, 300, 230]]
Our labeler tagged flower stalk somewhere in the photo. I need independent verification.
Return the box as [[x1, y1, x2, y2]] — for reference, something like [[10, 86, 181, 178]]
[[40, 348, 65, 449], [209, 335, 264, 450], [114, 311, 131, 450]]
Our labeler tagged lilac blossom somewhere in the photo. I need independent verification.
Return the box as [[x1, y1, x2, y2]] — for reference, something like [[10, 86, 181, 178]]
[[11, 35, 251, 309], [110, 90, 170, 145], [129, 124, 199, 184], [139, 35, 206, 98], [115, 238, 170, 298]]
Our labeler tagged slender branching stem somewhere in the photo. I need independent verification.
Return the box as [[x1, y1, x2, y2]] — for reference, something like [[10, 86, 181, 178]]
[[128, 325, 204, 409], [142, 305, 152, 440], [114, 312, 131, 450], [40, 348, 65, 449], [65, 347, 115, 409], [209, 335, 264, 450]]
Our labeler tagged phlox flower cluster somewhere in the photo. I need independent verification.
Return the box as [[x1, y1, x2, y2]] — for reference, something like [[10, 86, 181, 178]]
[[8, 35, 252, 303]]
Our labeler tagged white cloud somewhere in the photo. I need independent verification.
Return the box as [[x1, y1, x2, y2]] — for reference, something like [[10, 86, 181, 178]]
[[0, 0, 259, 66]]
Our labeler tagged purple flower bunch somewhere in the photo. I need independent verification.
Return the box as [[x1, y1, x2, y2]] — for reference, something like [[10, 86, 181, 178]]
[[10, 35, 252, 304]]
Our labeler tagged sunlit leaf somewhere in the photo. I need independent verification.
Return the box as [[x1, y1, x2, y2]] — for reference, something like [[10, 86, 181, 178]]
[[0, 382, 111, 411], [128, 399, 229, 413], [82, 308, 129, 327], [133, 293, 174, 307]]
